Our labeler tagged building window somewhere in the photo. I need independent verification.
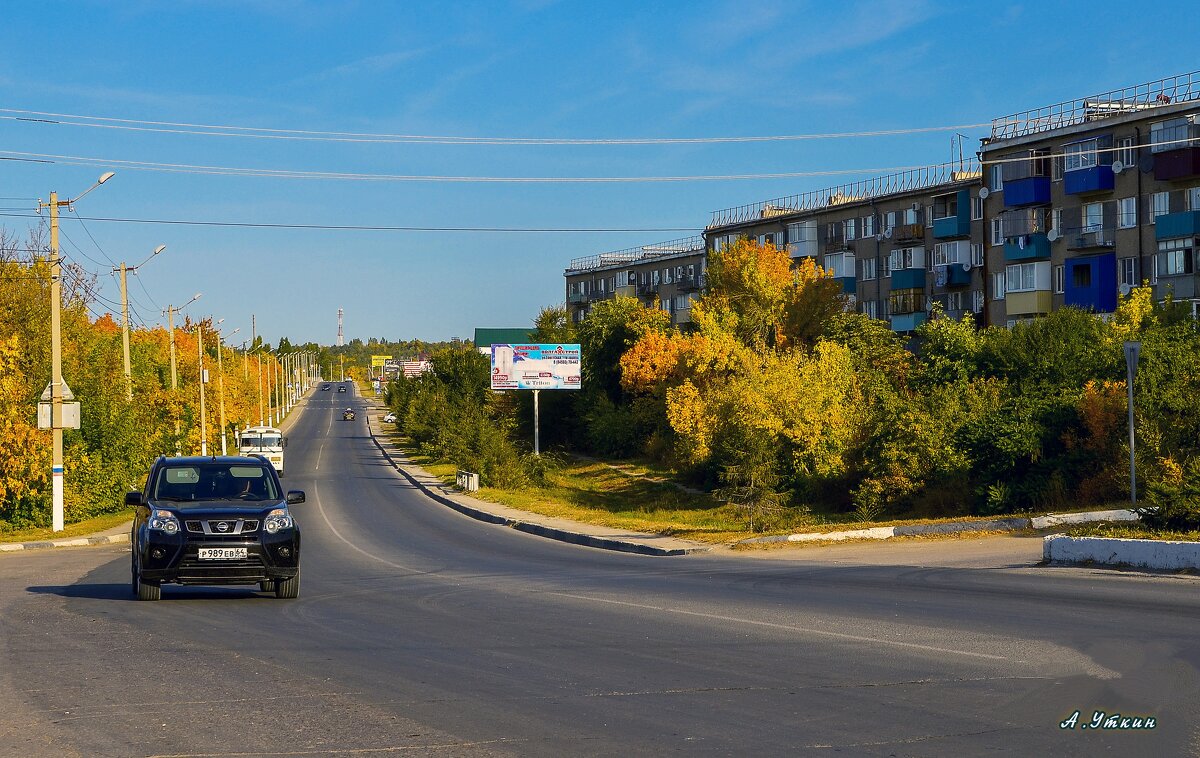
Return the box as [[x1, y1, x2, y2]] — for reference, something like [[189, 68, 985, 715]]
[[1157, 238, 1194, 277], [652, 269, 661, 286], [971, 289, 985, 313], [888, 246, 923, 271], [971, 196, 984, 220], [992, 272, 1006, 300], [989, 164, 1003, 191], [1116, 136, 1137, 167], [1051, 155, 1064, 181], [1151, 116, 1194, 153], [862, 300, 878, 319], [597, 278, 606, 294], [1118, 197, 1137, 229], [1151, 191, 1170, 221], [904, 207, 920, 225], [933, 241, 967, 266], [1191, 186, 1200, 210], [1051, 208, 1063, 235], [843, 218, 857, 241], [1119, 257, 1138, 287], [862, 215, 875, 238], [823, 252, 855, 278], [884, 211, 897, 233], [1064, 139, 1100, 172], [1083, 202, 1104, 232], [1053, 264, 1065, 294], [663, 267, 674, 285], [946, 291, 964, 311], [1006, 261, 1046, 293], [861, 257, 877, 281], [786, 220, 818, 257], [569, 281, 580, 296], [1072, 265, 1092, 289], [971, 243, 984, 267], [991, 217, 1004, 246]]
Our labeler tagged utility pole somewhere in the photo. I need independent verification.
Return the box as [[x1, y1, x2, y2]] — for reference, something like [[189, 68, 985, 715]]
[[164, 293, 200, 455], [216, 332, 230, 455], [256, 355, 264, 426], [113, 245, 165, 401], [197, 322, 208, 456]]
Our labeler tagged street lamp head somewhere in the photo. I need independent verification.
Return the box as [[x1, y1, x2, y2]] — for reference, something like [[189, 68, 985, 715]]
[[97, 171, 116, 185], [153, 244, 166, 256]]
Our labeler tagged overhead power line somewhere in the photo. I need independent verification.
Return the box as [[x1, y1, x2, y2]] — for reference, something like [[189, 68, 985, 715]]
[[0, 107, 993, 145], [0, 211, 695, 233]]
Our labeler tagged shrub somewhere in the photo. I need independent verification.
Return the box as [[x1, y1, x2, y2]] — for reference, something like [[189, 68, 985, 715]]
[[1139, 458, 1200, 531]]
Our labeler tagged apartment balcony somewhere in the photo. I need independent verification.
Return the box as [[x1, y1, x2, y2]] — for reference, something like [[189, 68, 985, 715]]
[[613, 284, 637, 298], [1063, 253, 1117, 313], [837, 276, 857, 295], [1004, 233, 1051, 261], [1006, 290, 1052, 316], [786, 241, 818, 258], [891, 268, 926, 290], [1002, 176, 1051, 208], [892, 223, 925, 242], [1155, 210, 1200, 240], [932, 213, 971, 239], [1154, 147, 1200, 181], [1064, 165, 1115, 195], [890, 311, 927, 333], [934, 263, 972, 288], [1064, 226, 1117, 251], [676, 275, 699, 293], [567, 292, 588, 304], [824, 238, 851, 253], [636, 281, 660, 295]]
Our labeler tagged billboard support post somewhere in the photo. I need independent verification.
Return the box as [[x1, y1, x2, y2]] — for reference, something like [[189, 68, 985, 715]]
[[489, 343, 580, 456], [533, 390, 540, 456]]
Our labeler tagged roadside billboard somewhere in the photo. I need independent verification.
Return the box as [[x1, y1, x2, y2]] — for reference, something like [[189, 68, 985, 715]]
[[490, 344, 581, 391], [370, 354, 393, 368]]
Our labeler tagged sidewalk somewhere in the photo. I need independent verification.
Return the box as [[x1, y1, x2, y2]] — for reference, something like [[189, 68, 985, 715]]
[[0, 521, 129, 553], [360, 395, 709, 557]]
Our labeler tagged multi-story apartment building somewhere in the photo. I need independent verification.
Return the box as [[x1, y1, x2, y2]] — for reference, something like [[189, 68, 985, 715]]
[[981, 71, 1200, 326], [704, 163, 986, 332], [564, 236, 706, 326]]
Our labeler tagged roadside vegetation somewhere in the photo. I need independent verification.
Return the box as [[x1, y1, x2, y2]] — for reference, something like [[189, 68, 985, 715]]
[[0, 228, 321, 531], [387, 238, 1200, 538]]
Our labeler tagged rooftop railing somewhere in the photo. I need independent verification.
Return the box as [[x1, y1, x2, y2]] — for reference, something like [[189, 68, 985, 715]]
[[990, 70, 1200, 141], [566, 235, 705, 274], [707, 161, 980, 229]]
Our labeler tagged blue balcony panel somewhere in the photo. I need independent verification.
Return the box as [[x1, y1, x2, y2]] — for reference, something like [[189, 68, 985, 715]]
[[1155, 210, 1200, 241], [890, 312, 927, 333], [1002, 177, 1051, 208], [932, 214, 971, 239], [1003, 233, 1051, 261], [838, 276, 856, 295], [1063, 252, 1117, 313], [1063, 165, 1115, 195], [891, 268, 926, 289], [945, 263, 972, 287]]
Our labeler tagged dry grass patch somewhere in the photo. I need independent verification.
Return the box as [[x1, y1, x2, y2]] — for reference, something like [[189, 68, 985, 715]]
[[0, 511, 132, 543]]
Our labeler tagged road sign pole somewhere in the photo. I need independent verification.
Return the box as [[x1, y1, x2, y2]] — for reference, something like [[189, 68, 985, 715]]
[[533, 389, 540, 456]]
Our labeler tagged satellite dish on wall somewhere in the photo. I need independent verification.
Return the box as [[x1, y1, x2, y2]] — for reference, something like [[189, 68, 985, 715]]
[[962, 262, 972, 272], [1138, 154, 1155, 173], [1119, 283, 1132, 296], [978, 187, 990, 199], [1111, 160, 1125, 174], [875, 233, 883, 242], [884, 227, 893, 239], [1047, 229, 1060, 242]]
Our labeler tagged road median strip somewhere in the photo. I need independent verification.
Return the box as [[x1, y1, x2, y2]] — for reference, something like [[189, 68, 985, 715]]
[[0, 532, 128, 552], [1043, 535, 1200, 571]]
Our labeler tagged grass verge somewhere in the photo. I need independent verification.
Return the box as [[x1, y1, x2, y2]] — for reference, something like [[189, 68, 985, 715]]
[[1060, 522, 1200, 542], [0, 511, 132, 543]]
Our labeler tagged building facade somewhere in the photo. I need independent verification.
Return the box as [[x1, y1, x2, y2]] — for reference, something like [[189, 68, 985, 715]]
[[564, 237, 706, 326], [704, 164, 986, 333], [981, 71, 1200, 326]]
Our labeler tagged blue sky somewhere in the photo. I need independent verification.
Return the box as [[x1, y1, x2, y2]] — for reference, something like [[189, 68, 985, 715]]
[[0, 1, 1196, 345]]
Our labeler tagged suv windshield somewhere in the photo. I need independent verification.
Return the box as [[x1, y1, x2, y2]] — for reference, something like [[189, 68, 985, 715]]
[[152, 463, 280, 507]]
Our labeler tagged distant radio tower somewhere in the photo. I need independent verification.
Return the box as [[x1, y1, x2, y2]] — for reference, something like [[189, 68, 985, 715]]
[[336, 308, 344, 347]]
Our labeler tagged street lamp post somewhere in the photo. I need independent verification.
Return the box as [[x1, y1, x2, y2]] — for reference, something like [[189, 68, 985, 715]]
[[114, 244, 165, 401], [216, 327, 238, 455], [38, 171, 115, 532], [197, 321, 208, 456], [164, 293, 201, 455]]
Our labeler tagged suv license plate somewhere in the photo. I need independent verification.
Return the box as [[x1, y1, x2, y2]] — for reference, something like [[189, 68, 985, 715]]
[[198, 547, 248, 560]]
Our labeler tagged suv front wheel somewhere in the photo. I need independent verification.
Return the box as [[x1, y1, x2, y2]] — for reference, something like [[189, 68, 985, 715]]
[[132, 552, 161, 601]]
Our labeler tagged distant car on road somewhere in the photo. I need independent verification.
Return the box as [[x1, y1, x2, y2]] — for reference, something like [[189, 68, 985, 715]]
[[383, 412, 397, 423], [321, 384, 330, 391], [128, 456, 304, 601], [338, 385, 347, 393], [343, 408, 355, 421]]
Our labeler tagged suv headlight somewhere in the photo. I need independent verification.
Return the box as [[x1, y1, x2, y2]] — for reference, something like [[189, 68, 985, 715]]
[[149, 509, 180, 535], [264, 508, 293, 534]]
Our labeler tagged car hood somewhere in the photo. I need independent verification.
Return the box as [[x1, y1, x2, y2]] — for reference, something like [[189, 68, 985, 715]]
[[149, 502, 286, 518]]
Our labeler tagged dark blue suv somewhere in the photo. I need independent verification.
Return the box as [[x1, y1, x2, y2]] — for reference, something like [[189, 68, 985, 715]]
[[128, 456, 303, 601]]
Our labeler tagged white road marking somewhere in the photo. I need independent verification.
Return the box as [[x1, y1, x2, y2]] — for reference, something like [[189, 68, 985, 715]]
[[311, 482, 423, 573], [546, 592, 1007, 662]]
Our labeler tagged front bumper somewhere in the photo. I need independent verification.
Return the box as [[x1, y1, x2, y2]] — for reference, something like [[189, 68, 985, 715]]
[[138, 527, 300, 586]]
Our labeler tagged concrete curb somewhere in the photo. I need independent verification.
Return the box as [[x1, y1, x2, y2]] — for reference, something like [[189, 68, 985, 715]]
[[739, 509, 1140, 546], [1043, 535, 1200, 570], [0, 532, 128, 553], [362, 405, 706, 557]]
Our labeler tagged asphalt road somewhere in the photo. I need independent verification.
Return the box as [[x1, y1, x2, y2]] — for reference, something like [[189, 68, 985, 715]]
[[2, 386, 1198, 757]]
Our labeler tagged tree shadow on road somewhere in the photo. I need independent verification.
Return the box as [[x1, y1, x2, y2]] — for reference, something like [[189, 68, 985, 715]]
[[26, 583, 268, 601]]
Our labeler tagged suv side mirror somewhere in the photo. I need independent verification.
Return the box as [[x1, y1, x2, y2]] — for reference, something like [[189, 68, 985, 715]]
[[286, 490, 306, 505], [125, 491, 143, 507]]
